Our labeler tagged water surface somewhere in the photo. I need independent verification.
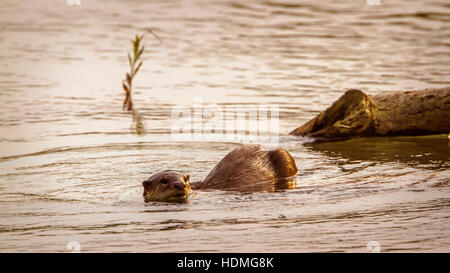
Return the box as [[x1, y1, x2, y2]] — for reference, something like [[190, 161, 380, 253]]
[[0, 0, 449, 252]]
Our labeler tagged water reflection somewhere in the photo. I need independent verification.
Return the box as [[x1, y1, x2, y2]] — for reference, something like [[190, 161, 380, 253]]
[[131, 110, 146, 136], [199, 177, 297, 193], [307, 134, 450, 169]]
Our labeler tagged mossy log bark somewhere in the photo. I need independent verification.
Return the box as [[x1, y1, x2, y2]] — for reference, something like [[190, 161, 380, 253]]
[[289, 87, 450, 139]]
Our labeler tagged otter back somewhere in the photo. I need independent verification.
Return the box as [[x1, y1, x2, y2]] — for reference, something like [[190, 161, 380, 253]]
[[197, 144, 298, 191]]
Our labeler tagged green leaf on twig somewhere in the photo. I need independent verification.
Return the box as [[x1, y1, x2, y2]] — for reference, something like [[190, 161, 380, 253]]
[[121, 33, 151, 111]]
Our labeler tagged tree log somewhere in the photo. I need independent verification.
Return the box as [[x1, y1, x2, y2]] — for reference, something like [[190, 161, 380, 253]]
[[289, 87, 450, 139]]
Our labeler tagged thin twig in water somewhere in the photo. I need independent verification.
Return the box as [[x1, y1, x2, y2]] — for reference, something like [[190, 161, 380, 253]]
[[147, 28, 161, 41], [122, 34, 145, 111]]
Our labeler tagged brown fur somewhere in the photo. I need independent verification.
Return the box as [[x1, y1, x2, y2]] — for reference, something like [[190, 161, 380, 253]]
[[142, 170, 191, 203], [197, 144, 298, 191], [142, 144, 298, 202]]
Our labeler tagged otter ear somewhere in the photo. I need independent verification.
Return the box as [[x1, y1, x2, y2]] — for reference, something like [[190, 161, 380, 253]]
[[183, 174, 190, 182]]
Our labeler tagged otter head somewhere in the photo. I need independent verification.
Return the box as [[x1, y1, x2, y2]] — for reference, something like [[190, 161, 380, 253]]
[[142, 170, 191, 203]]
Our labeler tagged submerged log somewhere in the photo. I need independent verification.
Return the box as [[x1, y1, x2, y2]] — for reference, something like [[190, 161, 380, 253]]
[[289, 87, 450, 139]]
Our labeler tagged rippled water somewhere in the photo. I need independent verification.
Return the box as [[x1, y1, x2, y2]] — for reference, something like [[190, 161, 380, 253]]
[[0, 0, 449, 252]]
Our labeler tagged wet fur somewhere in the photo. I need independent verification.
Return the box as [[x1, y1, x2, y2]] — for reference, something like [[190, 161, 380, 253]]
[[143, 171, 191, 202], [196, 144, 298, 191], [143, 144, 298, 202]]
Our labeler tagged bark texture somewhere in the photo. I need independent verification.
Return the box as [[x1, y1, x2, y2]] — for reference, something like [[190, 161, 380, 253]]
[[289, 87, 450, 139]]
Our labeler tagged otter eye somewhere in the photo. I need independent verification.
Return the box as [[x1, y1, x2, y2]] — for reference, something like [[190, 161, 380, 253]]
[[160, 179, 169, 184]]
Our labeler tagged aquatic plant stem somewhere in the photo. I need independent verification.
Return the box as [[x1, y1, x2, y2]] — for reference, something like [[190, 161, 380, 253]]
[[123, 34, 145, 111]]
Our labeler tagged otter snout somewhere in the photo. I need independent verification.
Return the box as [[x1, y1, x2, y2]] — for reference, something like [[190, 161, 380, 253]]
[[172, 181, 186, 191]]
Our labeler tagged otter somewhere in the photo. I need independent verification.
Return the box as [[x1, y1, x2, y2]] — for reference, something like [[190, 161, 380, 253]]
[[142, 144, 298, 203]]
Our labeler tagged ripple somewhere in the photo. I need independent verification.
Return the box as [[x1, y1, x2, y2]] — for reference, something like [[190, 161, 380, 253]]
[[0, 0, 449, 252]]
